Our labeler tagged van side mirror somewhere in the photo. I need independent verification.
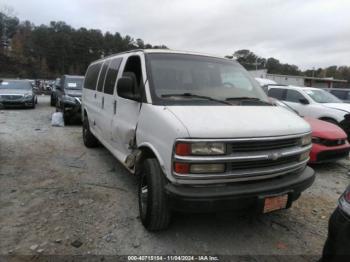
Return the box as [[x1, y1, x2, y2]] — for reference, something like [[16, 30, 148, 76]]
[[299, 98, 309, 105], [117, 76, 141, 102]]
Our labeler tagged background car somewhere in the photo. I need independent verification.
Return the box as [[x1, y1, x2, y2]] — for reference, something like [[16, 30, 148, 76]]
[[267, 86, 350, 136], [272, 99, 350, 164], [50, 78, 60, 107], [0, 79, 37, 109], [304, 117, 350, 163], [322, 185, 350, 261], [327, 88, 350, 103], [55, 75, 84, 124]]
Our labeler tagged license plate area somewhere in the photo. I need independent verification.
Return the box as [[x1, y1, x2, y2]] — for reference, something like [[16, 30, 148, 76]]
[[263, 194, 288, 213]]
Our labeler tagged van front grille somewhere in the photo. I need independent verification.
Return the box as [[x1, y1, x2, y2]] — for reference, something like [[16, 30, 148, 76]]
[[230, 138, 300, 152], [230, 156, 299, 171]]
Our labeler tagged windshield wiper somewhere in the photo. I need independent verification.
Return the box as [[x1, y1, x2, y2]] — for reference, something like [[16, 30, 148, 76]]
[[162, 93, 232, 105], [225, 97, 272, 105]]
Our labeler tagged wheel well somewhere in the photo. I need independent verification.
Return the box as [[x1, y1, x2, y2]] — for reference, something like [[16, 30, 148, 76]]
[[319, 117, 338, 124], [139, 146, 156, 161], [136, 146, 157, 175]]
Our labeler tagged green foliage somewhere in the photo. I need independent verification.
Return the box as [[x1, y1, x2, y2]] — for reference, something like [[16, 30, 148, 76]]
[[0, 12, 167, 78], [231, 49, 350, 83]]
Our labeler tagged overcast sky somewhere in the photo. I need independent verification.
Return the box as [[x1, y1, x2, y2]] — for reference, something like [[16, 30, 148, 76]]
[[1, 0, 349, 69]]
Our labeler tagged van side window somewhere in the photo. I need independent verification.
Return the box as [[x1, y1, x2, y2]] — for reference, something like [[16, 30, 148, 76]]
[[97, 61, 110, 92], [84, 63, 102, 90], [122, 56, 143, 97], [104, 58, 122, 95], [268, 88, 285, 100], [285, 90, 305, 103]]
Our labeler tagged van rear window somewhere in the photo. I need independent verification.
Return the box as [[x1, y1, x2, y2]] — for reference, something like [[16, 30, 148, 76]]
[[84, 63, 102, 90]]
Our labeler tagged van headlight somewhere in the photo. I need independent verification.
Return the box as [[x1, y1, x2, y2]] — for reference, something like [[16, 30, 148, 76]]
[[190, 163, 226, 174], [175, 142, 226, 156], [300, 134, 312, 146]]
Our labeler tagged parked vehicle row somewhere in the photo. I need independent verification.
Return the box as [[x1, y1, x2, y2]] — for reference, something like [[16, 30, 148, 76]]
[[82, 49, 315, 231], [271, 99, 350, 164], [328, 88, 350, 103], [266, 85, 350, 136], [0, 79, 37, 109]]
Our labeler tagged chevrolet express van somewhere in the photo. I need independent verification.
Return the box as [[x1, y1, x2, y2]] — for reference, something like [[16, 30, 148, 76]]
[[82, 49, 315, 231]]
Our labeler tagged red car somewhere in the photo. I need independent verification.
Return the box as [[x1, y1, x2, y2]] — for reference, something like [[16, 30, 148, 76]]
[[303, 117, 350, 163], [271, 98, 350, 164]]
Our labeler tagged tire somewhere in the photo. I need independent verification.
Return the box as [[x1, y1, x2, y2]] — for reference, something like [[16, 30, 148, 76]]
[[138, 158, 171, 231], [63, 111, 70, 125], [31, 98, 36, 109], [82, 116, 99, 148]]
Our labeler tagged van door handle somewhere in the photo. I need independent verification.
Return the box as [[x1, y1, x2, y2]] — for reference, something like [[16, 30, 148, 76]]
[[94, 93, 97, 99], [101, 96, 104, 109], [113, 100, 117, 114]]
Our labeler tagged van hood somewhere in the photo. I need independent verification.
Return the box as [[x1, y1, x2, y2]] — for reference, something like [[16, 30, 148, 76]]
[[323, 103, 350, 113], [166, 105, 311, 138]]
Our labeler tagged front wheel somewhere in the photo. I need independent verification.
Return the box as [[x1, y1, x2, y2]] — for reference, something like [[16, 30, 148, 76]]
[[31, 98, 36, 109], [82, 116, 99, 148], [138, 158, 171, 231]]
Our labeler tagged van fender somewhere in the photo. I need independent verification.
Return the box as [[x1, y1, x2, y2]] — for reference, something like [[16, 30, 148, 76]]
[[136, 142, 168, 178]]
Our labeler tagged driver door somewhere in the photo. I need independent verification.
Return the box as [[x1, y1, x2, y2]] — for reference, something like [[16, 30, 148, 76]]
[[110, 54, 145, 162], [283, 89, 310, 117]]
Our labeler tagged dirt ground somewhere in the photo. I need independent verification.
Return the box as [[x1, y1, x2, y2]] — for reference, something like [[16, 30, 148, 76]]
[[0, 96, 349, 260]]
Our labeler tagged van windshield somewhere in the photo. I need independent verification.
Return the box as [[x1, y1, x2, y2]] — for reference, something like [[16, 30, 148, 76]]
[[147, 53, 268, 105]]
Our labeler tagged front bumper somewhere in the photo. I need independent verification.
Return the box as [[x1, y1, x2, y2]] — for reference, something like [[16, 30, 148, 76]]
[[309, 143, 350, 163], [0, 99, 34, 108], [62, 99, 81, 118], [165, 166, 315, 212]]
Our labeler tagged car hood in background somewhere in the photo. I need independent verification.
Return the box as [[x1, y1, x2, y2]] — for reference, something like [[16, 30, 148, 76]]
[[323, 103, 350, 113], [304, 117, 347, 140], [166, 105, 311, 138], [66, 90, 82, 97], [0, 89, 30, 95]]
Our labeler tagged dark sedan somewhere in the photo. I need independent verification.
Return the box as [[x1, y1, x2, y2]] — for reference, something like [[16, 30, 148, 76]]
[[55, 75, 84, 124], [322, 185, 350, 261], [0, 79, 37, 109]]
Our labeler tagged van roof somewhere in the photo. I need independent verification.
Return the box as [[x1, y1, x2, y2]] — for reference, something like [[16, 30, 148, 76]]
[[91, 49, 229, 64]]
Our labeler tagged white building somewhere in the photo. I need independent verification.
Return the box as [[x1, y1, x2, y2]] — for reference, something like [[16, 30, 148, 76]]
[[249, 70, 348, 88]]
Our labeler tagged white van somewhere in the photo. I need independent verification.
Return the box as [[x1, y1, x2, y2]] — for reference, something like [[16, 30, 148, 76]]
[[82, 49, 315, 231]]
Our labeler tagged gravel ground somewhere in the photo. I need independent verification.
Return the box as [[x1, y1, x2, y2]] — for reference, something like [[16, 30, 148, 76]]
[[0, 96, 349, 260]]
